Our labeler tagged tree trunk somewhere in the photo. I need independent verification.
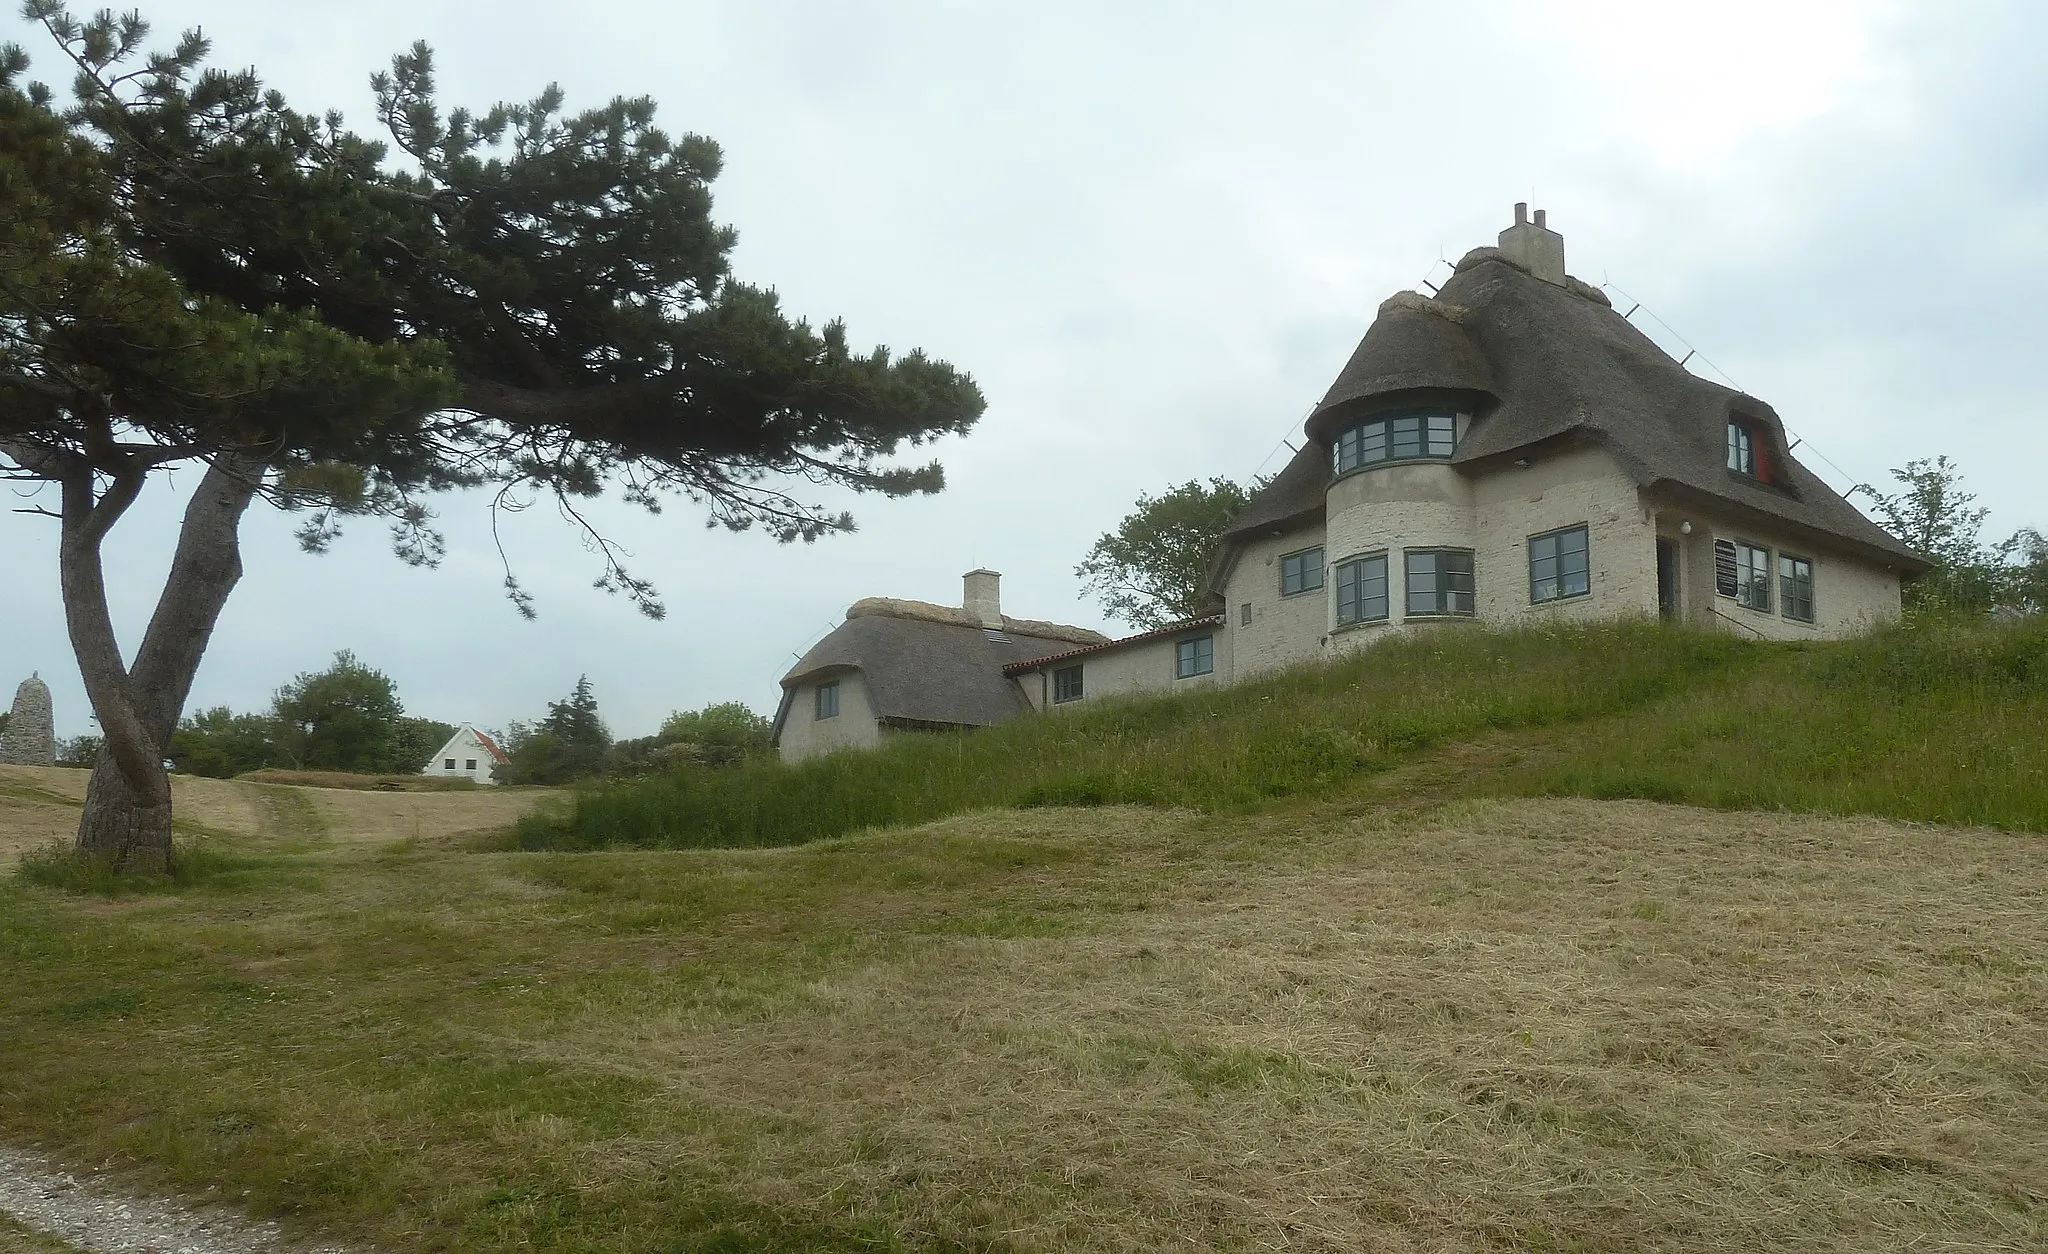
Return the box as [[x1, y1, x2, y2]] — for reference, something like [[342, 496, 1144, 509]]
[[70, 459, 261, 872]]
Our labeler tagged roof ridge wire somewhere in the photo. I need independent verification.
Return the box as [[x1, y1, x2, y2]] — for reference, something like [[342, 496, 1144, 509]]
[[1597, 278, 1864, 497], [1256, 257, 1449, 484]]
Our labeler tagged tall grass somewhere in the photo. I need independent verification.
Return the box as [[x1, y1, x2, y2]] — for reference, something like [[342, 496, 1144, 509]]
[[519, 621, 1749, 850], [1511, 616, 2048, 830]]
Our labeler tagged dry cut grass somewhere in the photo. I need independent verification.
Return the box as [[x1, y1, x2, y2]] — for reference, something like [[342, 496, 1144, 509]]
[[2, 794, 2042, 1251], [235, 768, 481, 792], [0, 765, 547, 865]]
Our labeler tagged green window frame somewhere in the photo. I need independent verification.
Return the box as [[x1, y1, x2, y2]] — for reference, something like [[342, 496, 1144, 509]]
[[1734, 542, 1772, 611], [1053, 665, 1084, 703], [1175, 635, 1214, 679], [1334, 553, 1389, 625], [1780, 554, 1815, 623], [1404, 548, 1476, 616], [815, 680, 840, 720], [1280, 546, 1325, 597], [1334, 410, 1457, 474], [1528, 525, 1590, 603]]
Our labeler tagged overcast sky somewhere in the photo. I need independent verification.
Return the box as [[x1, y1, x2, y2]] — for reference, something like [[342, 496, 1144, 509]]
[[4, 1, 2044, 741]]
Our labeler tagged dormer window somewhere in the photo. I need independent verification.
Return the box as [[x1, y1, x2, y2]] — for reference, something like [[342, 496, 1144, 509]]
[[1727, 418, 1764, 481], [1335, 410, 1457, 474]]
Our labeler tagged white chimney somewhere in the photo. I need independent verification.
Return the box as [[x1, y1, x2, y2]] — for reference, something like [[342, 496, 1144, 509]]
[[963, 569, 1002, 628], [1497, 202, 1566, 285]]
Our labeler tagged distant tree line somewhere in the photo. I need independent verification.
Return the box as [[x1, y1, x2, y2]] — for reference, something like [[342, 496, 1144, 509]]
[[493, 677, 772, 786], [161, 657, 772, 783], [163, 651, 454, 778]]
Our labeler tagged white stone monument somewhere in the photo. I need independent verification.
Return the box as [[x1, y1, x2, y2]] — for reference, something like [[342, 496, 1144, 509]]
[[1, 673, 57, 766]]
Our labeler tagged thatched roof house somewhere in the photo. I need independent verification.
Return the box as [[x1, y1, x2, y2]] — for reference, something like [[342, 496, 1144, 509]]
[[772, 571, 1106, 761], [775, 206, 1925, 759]]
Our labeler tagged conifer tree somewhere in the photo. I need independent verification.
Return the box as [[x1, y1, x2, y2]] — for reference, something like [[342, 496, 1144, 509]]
[[1, 5, 984, 869]]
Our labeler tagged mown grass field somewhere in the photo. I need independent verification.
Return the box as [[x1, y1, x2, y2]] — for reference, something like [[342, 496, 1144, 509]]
[[1, 619, 2045, 1251]]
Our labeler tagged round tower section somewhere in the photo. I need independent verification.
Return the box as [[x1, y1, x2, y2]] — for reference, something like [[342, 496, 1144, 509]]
[[1305, 291, 1496, 647]]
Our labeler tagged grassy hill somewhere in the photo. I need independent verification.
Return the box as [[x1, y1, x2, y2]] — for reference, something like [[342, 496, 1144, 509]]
[[519, 617, 2048, 850], [1, 619, 2043, 1252]]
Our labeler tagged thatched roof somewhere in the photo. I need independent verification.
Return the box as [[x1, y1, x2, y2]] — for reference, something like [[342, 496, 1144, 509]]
[[844, 597, 1107, 646], [1308, 291, 1496, 427], [770, 607, 1102, 745], [1220, 249, 1925, 572]]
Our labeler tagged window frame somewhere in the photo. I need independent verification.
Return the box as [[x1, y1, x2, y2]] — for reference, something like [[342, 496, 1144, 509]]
[[814, 679, 840, 720], [1334, 551, 1390, 626], [1053, 665, 1085, 704], [1279, 545, 1325, 597], [464, 758, 478, 771], [1403, 547, 1477, 617], [443, 758, 456, 770], [1733, 542, 1773, 612], [1239, 602, 1252, 627], [1333, 409, 1459, 475], [1727, 419, 1756, 477], [1779, 553, 1815, 623], [1528, 524, 1591, 604], [1174, 634, 1215, 679]]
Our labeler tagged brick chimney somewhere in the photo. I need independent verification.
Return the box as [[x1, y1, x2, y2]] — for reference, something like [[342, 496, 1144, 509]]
[[1498, 202, 1565, 285], [963, 569, 1002, 628]]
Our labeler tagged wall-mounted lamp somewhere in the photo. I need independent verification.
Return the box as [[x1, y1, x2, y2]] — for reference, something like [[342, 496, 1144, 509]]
[[1680, 521, 1693, 535], [1513, 457, 1531, 469]]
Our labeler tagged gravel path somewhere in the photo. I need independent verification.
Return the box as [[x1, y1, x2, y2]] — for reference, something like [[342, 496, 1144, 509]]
[[0, 1147, 361, 1254]]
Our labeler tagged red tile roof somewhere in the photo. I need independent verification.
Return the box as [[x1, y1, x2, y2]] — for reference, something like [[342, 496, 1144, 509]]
[[1000, 615, 1224, 676], [470, 726, 511, 765]]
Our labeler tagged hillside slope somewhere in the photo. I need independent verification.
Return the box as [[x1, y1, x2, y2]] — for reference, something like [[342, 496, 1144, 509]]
[[522, 618, 2048, 850]]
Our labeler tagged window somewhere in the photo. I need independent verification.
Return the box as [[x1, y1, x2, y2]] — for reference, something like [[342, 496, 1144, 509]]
[[1334, 410, 1457, 474], [1280, 546, 1325, 596], [1405, 549, 1476, 616], [443, 758, 456, 770], [1175, 635, 1214, 679], [1726, 420, 1753, 475], [815, 680, 840, 720], [1727, 418, 1772, 482], [1780, 554, 1815, 622], [1053, 665, 1084, 703], [1334, 553, 1390, 625], [464, 758, 477, 771], [1240, 602, 1252, 627], [1734, 542, 1772, 611], [1528, 525, 1591, 603]]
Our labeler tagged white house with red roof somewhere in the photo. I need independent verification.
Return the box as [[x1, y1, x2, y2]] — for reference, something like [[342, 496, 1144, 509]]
[[423, 723, 511, 785]]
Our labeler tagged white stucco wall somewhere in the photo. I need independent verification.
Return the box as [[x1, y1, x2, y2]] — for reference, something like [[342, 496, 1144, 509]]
[[1020, 625, 1226, 713], [1472, 447, 1660, 626], [424, 725, 503, 785], [1657, 507, 1904, 639], [775, 669, 886, 762], [1222, 523, 1332, 677]]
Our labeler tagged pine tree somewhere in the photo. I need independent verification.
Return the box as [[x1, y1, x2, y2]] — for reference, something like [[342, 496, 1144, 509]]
[[2, 7, 983, 870]]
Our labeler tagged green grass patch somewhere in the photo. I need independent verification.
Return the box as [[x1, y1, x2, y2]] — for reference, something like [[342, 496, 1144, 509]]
[[13, 839, 271, 896], [1499, 618, 2048, 830], [522, 616, 2048, 852], [521, 620, 1747, 850]]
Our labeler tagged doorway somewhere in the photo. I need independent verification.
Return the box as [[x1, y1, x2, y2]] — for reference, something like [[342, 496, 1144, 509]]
[[1656, 538, 1679, 620]]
